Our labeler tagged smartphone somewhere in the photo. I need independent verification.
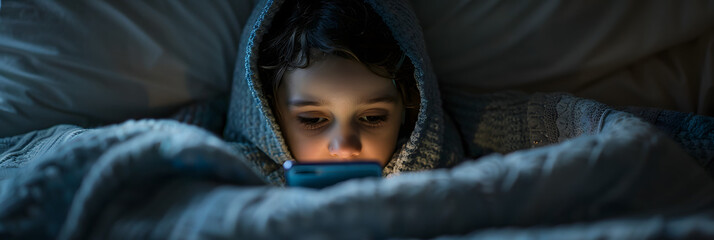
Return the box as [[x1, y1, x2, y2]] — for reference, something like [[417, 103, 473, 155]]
[[283, 160, 382, 189]]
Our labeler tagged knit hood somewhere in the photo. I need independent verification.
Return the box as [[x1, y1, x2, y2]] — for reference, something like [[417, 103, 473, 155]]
[[224, 0, 463, 183]]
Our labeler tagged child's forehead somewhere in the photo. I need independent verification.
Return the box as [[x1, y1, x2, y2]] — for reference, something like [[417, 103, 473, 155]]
[[286, 56, 389, 85], [280, 56, 400, 104]]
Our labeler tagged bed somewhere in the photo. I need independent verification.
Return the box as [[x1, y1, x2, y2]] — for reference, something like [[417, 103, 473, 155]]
[[1, 1, 713, 239]]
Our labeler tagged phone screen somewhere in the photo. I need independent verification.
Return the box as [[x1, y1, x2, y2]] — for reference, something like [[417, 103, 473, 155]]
[[283, 161, 382, 189]]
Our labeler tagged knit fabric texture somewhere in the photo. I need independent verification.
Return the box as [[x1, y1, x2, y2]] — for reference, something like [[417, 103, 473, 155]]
[[619, 106, 714, 173]]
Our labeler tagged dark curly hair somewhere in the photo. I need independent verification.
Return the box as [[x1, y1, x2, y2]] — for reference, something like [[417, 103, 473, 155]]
[[258, 0, 419, 136]]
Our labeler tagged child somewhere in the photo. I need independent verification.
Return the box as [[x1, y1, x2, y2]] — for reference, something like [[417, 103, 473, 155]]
[[257, 0, 419, 167]]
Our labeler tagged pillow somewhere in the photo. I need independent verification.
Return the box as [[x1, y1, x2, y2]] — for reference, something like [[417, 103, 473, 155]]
[[411, 0, 714, 115], [0, 1, 256, 137], [576, 31, 714, 115]]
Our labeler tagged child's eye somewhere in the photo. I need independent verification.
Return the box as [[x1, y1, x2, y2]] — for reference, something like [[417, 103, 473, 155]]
[[298, 117, 329, 130], [359, 115, 388, 127]]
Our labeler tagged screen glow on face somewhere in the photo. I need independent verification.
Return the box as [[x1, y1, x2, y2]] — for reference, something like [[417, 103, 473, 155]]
[[276, 55, 404, 166]]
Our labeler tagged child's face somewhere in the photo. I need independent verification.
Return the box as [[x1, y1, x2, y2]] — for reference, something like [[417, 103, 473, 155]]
[[276, 55, 405, 166]]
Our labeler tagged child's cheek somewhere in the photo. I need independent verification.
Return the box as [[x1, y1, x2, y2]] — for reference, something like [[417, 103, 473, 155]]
[[289, 131, 331, 161]]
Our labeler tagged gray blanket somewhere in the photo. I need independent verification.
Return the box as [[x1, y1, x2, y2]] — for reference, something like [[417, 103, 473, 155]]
[[0, 111, 712, 239]]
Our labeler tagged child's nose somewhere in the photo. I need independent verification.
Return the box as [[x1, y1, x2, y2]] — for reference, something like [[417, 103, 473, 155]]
[[328, 127, 362, 158]]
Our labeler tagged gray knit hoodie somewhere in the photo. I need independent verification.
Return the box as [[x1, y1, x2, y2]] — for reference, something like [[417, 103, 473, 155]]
[[224, 0, 465, 185]]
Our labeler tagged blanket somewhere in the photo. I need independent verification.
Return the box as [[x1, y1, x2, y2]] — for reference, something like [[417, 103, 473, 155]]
[[0, 114, 713, 239]]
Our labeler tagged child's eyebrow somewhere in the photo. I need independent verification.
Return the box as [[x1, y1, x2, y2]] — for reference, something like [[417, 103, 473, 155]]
[[288, 94, 398, 107], [288, 99, 324, 107], [362, 95, 397, 104]]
